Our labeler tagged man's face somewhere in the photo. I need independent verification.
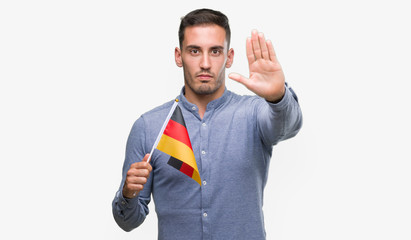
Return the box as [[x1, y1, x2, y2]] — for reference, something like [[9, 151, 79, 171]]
[[175, 24, 234, 97]]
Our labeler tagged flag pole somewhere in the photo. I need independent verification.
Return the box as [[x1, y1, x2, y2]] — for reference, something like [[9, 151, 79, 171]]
[[146, 99, 179, 163]]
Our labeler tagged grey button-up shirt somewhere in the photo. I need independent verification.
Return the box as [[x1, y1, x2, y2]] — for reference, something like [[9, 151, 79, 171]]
[[113, 85, 302, 239]]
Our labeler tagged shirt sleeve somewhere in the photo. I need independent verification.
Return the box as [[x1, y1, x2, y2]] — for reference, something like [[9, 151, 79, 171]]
[[112, 116, 153, 232], [256, 83, 303, 146]]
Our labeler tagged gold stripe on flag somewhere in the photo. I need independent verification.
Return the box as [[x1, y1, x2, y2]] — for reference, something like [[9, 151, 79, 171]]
[[191, 168, 201, 185], [157, 134, 198, 170]]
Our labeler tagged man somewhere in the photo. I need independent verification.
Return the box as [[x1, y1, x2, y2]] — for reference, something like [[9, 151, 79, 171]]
[[112, 8, 302, 239]]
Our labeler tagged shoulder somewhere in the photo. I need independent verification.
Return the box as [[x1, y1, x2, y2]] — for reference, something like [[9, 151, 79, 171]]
[[141, 100, 175, 120], [130, 100, 174, 132], [227, 91, 265, 108], [219, 91, 267, 121]]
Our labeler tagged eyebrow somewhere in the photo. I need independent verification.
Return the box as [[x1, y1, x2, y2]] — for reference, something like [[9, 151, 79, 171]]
[[210, 46, 225, 51], [185, 45, 225, 51]]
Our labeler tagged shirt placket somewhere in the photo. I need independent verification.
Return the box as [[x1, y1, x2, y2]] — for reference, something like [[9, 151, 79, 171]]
[[199, 112, 211, 240]]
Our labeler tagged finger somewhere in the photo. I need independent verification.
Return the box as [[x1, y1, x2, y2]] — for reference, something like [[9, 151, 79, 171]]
[[267, 40, 278, 62], [251, 30, 262, 59], [259, 32, 269, 60], [131, 153, 150, 166], [128, 168, 151, 178], [228, 73, 250, 88], [127, 176, 149, 186], [126, 181, 146, 192], [246, 37, 255, 65], [130, 163, 152, 176], [123, 176, 147, 197], [124, 173, 150, 194], [142, 153, 150, 163]]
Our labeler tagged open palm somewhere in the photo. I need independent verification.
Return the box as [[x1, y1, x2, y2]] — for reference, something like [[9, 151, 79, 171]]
[[229, 30, 285, 102]]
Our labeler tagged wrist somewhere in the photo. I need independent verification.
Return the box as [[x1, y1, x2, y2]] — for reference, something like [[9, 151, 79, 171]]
[[266, 88, 285, 103], [122, 185, 139, 199]]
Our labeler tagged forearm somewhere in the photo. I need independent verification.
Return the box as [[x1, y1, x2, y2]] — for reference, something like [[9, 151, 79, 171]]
[[258, 83, 303, 145], [112, 117, 152, 231], [112, 185, 150, 232]]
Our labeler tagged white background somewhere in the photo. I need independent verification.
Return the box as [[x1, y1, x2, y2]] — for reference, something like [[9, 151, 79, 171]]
[[1, 0, 410, 239]]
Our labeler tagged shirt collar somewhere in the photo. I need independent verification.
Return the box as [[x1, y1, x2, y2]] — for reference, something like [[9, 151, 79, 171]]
[[177, 86, 232, 112]]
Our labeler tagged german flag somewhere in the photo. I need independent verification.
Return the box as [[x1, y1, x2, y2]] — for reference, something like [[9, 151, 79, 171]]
[[156, 104, 201, 185]]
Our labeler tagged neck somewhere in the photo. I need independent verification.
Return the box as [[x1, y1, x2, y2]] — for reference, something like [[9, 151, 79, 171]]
[[184, 86, 225, 119]]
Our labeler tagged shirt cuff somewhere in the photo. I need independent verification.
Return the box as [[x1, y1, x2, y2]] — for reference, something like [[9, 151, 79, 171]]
[[266, 85, 294, 111], [116, 190, 140, 210]]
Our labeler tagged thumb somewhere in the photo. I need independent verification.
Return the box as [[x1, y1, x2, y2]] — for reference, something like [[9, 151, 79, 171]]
[[228, 73, 250, 87], [143, 153, 150, 163]]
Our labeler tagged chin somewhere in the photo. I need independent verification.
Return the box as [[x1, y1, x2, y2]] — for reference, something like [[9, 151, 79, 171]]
[[185, 77, 223, 96], [194, 88, 217, 95]]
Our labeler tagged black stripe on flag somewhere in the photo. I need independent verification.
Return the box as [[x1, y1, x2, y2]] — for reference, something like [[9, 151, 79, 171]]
[[167, 156, 183, 170], [170, 105, 186, 127]]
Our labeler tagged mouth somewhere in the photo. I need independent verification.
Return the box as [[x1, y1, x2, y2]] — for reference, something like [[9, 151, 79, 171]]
[[197, 74, 213, 81]]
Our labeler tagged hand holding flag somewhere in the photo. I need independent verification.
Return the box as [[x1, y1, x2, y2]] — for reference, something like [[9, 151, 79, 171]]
[[122, 154, 153, 199], [123, 99, 201, 199]]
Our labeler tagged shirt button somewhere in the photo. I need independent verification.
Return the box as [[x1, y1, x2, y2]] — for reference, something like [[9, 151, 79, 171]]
[[201, 150, 206, 155], [202, 123, 207, 127], [192, 106, 196, 110], [203, 180, 207, 185], [203, 212, 208, 217]]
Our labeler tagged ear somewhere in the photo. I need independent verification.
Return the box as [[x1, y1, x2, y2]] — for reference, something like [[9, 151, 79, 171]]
[[225, 48, 234, 68], [175, 47, 183, 67]]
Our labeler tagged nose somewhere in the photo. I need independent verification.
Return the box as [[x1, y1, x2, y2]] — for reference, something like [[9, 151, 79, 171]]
[[200, 54, 211, 70]]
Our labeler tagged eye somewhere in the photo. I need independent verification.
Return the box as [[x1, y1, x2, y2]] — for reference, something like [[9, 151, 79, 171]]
[[190, 49, 199, 55], [211, 49, 221, 56]]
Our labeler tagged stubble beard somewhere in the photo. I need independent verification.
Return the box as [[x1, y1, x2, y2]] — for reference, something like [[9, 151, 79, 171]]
[[183, 68, 225, 96]]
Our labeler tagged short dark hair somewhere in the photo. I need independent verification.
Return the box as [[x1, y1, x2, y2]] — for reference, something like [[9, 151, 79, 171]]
[[178, 8, 231, 49]]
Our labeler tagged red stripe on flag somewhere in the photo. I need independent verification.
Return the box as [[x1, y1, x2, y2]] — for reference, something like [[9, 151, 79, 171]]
[[163, 119, 192, 149], [180, 162, 194, 178]]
